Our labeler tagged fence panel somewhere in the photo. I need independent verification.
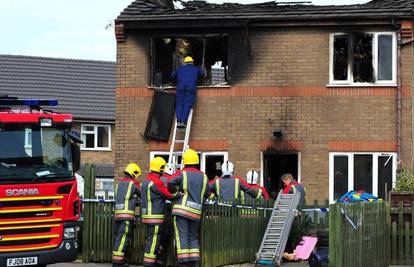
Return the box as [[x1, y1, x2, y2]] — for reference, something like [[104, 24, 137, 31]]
[[389, 201, 414, 266], [329, 202, 389, 267], [81, 198, 275, 266]]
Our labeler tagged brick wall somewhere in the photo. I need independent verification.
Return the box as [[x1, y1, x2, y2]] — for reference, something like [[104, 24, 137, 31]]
[[73, 123, 115, 165], [115, 26, 413, 202]]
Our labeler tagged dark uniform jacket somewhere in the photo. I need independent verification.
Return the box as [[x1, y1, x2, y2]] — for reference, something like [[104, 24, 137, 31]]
[[141, 172, 174, 225], [114, 178, 141, 220], [168, 168, 209, 221], [283, 181, 306, 205], [210, 176, 258, 200]]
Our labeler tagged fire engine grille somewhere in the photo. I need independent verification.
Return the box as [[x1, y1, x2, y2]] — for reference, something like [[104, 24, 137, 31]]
[[0, 199, 55, 207], [0, 239, 50, 247], [0, 227, 51, 235], [0, 211, 52, 219]]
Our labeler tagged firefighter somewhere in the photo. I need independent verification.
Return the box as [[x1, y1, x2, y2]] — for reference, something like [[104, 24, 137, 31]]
[[168, 149, 209, 266], [112, 163, 142, 267], [161, 162, 177, 187], [244, 170, 269, 200], [281, 173, 306, 205], [141, 157, 174, 266], [171, 56, 204, 128], [209, 161, 257, 200]]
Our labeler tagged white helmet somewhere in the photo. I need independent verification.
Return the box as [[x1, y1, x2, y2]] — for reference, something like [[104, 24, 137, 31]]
[[221, 161, 234, 177], [164, 163, 176, 176], [246, 170, 259, 184]]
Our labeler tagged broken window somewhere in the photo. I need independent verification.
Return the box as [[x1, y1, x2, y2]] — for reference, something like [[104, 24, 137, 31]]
[[352, 33, 374, 83], [331, 32, 395, 85], [151, 35, 229, 87], [333, 35, 349, 81]]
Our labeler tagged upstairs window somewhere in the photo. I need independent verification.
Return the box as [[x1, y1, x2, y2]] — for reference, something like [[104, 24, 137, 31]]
[[330, 32, 396, 86], [151, 35, 229, 87]]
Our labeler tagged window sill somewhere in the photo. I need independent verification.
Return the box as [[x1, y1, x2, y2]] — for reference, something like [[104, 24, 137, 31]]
[[81, 148, 112, 152], [148, 85, 231, 90], [326, 83, 397, 88]]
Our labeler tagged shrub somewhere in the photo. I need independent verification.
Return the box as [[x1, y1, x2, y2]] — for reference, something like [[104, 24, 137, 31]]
[[395, 166, 414, 192]]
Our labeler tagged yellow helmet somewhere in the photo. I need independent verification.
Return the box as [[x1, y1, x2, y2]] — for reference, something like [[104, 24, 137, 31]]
[[184, 56, 193, 63], [150, 157, 167, 173], [183, 149, 199, 165], [124, 163, 142, 180]]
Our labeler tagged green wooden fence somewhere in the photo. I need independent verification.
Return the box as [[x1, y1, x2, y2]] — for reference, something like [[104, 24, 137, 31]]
[[390, 201, 414, 266], [329, 202, 389, 267], [81, 198, 273, 266]]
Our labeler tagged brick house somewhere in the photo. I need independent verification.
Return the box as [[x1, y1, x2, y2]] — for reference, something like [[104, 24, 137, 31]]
[[0, 54, 116, 196], [114, 0, 414, 202]]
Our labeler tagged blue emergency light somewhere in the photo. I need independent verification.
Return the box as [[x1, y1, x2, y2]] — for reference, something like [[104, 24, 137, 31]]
[[0, 96, 58, 107]]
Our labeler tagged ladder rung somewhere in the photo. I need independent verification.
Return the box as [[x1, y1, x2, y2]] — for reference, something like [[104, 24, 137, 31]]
[[175, 140, 185, 143]]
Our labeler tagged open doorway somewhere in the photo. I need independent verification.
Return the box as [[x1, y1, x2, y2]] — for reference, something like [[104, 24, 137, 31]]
[[263, 152, 299, 199]]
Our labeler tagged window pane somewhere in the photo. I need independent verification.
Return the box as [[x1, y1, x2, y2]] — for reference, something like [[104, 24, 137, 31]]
[[354, 154, 373, 193], [205, 155, 224, 180], [97, 126, 109, 148], [378, 35, 393, 81], [334, 156, 348, 200], [84, 126, 94, 132], [82, 133, 95, 148], [155, 154, 169, 163], [333, 35, 349, 81], [378, 155, 393, 199], [353, 33, 374, 83], [102, 181, 114, 191]]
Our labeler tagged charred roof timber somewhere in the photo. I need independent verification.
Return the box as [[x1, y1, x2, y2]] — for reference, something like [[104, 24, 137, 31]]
[[116, 0, 414, 27]]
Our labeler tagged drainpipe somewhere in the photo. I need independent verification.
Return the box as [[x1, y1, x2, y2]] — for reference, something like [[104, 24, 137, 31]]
[[397, 31, 402, 164]]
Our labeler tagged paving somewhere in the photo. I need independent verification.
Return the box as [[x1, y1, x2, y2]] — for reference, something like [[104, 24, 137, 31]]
[[50, 261, 308, 267]]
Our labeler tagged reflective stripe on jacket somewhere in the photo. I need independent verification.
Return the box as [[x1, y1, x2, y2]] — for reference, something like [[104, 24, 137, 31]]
[[114, 178, 141, 220], [210, 176, 257, 200], [168, 168, 208, 221], [141, 173, 174, 225]]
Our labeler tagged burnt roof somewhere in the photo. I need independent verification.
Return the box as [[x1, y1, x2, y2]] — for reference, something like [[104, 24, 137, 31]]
[[0, 54, 115, 121], [116, 0, 414, 23]]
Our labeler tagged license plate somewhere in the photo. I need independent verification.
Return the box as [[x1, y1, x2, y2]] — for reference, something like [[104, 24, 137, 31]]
[[6, 257, 38, 266]]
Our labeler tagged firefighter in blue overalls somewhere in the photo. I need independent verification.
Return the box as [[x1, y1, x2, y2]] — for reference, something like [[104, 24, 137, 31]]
[[209, 161, 258, 200], [171, 56, 205, 128], [141, 157, 174, 266], [168, 149, 209, 266], [112, 163, 142, 267]]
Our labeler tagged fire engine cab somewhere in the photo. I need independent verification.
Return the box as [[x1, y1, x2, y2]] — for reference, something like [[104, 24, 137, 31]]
[[0, 96, 81, 267]]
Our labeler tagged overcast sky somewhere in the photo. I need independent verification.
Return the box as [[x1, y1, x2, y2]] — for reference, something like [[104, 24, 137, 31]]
[[0, 0, 369, 61]]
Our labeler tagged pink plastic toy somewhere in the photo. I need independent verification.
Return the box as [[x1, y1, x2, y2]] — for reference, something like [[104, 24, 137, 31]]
[[294, 236, 318, 260]]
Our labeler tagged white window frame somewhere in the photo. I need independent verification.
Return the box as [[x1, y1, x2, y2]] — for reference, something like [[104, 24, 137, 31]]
[[200, 152, 228, 173], [80, 124, 111, 151], [329, 32, 397, 86], [150, 151, 228, 172], [329, 152, 397, 203]]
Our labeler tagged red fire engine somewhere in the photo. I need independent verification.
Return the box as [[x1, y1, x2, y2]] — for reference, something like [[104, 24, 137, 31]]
[[0, 96, 81, 267]]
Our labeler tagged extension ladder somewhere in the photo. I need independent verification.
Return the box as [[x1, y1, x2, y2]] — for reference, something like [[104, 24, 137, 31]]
[[168, 109, 193, 170], [256, 190, 301, 266]]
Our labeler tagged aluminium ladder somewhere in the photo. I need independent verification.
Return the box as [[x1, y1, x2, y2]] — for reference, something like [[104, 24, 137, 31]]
[[256, 190, 301, 266], [168, 109, 193, 170]]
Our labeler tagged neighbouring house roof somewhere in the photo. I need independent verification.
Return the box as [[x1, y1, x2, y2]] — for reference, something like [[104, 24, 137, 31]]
[[0, 54, 115, 122], [79, 164, 115, 179], [116, 0, 414, 24]]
